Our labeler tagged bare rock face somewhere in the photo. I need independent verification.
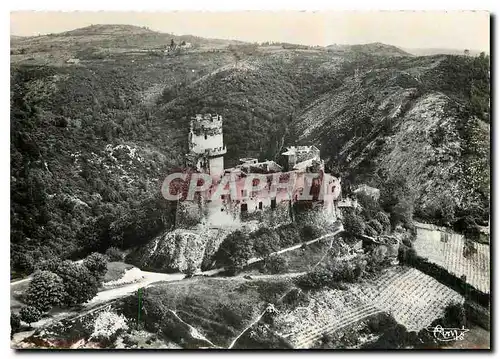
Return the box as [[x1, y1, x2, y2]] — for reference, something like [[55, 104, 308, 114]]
[[126, 227, 230, 273]]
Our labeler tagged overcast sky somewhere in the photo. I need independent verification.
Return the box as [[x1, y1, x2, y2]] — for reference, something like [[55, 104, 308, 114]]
[[10, 11, 490, 51]]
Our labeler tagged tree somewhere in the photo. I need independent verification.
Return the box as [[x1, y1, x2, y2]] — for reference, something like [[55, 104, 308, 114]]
[[25, 270, 65, 312], [215, 231, 254, 275], [35, 258, 60, 272], [20, 306, 42, 327], [343, 211, 365, 237], [295, 269, 334, 289], [356, 192, 381, 220], [11, 312, 21, 338], [83, 252, 108, 281], [54, 261, 100, 307], [105, 247, 123, 261], [252, 227, 280, 257], [11, 251, 34, 276], [262, 255, 288, 274], [391, 198, 414, 228]]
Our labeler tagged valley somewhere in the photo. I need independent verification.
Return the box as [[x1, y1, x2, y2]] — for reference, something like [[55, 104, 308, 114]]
[[10, 23, 490, 350]]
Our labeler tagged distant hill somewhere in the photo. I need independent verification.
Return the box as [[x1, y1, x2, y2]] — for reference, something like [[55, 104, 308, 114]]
[[10, 24, 247, 54], [404, 48, 488, 57], [327, 42, 411, 57]]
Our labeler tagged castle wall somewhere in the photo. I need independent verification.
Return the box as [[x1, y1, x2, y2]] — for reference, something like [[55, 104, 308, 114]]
[[240, 200, 292, 227], [209, 156, 224, 178]]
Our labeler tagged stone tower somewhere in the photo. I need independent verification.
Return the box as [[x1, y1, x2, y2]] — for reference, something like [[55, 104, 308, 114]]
[[187, 114, 227, 177]]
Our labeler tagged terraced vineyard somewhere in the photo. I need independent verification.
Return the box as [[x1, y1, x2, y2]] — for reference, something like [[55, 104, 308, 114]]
[[361, 267, 464, 332], [275, 266, 464, 348], [414, 222, 490, 294], [275, 289, 382, 349]]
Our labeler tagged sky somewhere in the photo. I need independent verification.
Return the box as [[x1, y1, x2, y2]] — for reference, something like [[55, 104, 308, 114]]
[[10, 11, 490, 51]]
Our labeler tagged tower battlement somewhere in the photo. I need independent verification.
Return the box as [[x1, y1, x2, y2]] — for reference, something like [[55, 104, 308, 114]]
[[190, 114, 223, 134]]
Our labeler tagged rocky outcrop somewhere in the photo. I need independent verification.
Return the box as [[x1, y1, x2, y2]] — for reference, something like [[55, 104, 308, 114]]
[[125, 226, 231, 273]]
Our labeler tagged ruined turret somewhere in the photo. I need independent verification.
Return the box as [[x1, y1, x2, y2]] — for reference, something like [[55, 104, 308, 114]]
[[187, 114, 227, 177]]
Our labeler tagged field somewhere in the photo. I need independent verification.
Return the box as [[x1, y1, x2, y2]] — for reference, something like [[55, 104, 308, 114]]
[[413, 222, 490, 294], [274, 266, 464, 349]]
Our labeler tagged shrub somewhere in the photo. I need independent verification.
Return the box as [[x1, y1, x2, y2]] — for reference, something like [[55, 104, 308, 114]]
[[105, 247, 123, 261], [12, 252, 34, 276], [443, 302, 466, 328], [375, 211, 391, 233], [282, 288, 310, 308], [182, 257, 197, 277], [364, 224, 378, 237], [90, 310, 128, 344], [54, 260, 100, 307], [25, 270, 65, 312], [262, 255, 289, 274], [398, 244, 418, 264], [11, 312, 21, 338], [368, 219, 384, 235], [83, 252, 108, 281], [391, 198, 414, 228], [20, 306, 42, 327]]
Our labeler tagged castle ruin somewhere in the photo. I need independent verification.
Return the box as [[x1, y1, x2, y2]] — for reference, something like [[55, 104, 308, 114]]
[[177, 113, 342, 228]]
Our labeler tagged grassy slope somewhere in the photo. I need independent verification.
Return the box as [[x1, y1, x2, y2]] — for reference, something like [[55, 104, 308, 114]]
[[118, 276, 294, 348]]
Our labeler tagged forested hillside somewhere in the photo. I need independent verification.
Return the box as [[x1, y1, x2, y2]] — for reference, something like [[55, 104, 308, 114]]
[[295, 53, 490, 234], [10, 25, 490, 278]]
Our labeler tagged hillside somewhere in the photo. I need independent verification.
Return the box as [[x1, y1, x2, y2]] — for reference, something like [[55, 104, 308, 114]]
[[10, 24, 246, 66], [293, 54, 490, 232], [327, 42, 411, 57], [10, 25, 490, 277]]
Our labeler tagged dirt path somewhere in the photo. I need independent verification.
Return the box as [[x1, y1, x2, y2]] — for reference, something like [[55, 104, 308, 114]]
[[200, 225, 344, 277], [227, 308, 268, 349], [168, 309, 219, 348]]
